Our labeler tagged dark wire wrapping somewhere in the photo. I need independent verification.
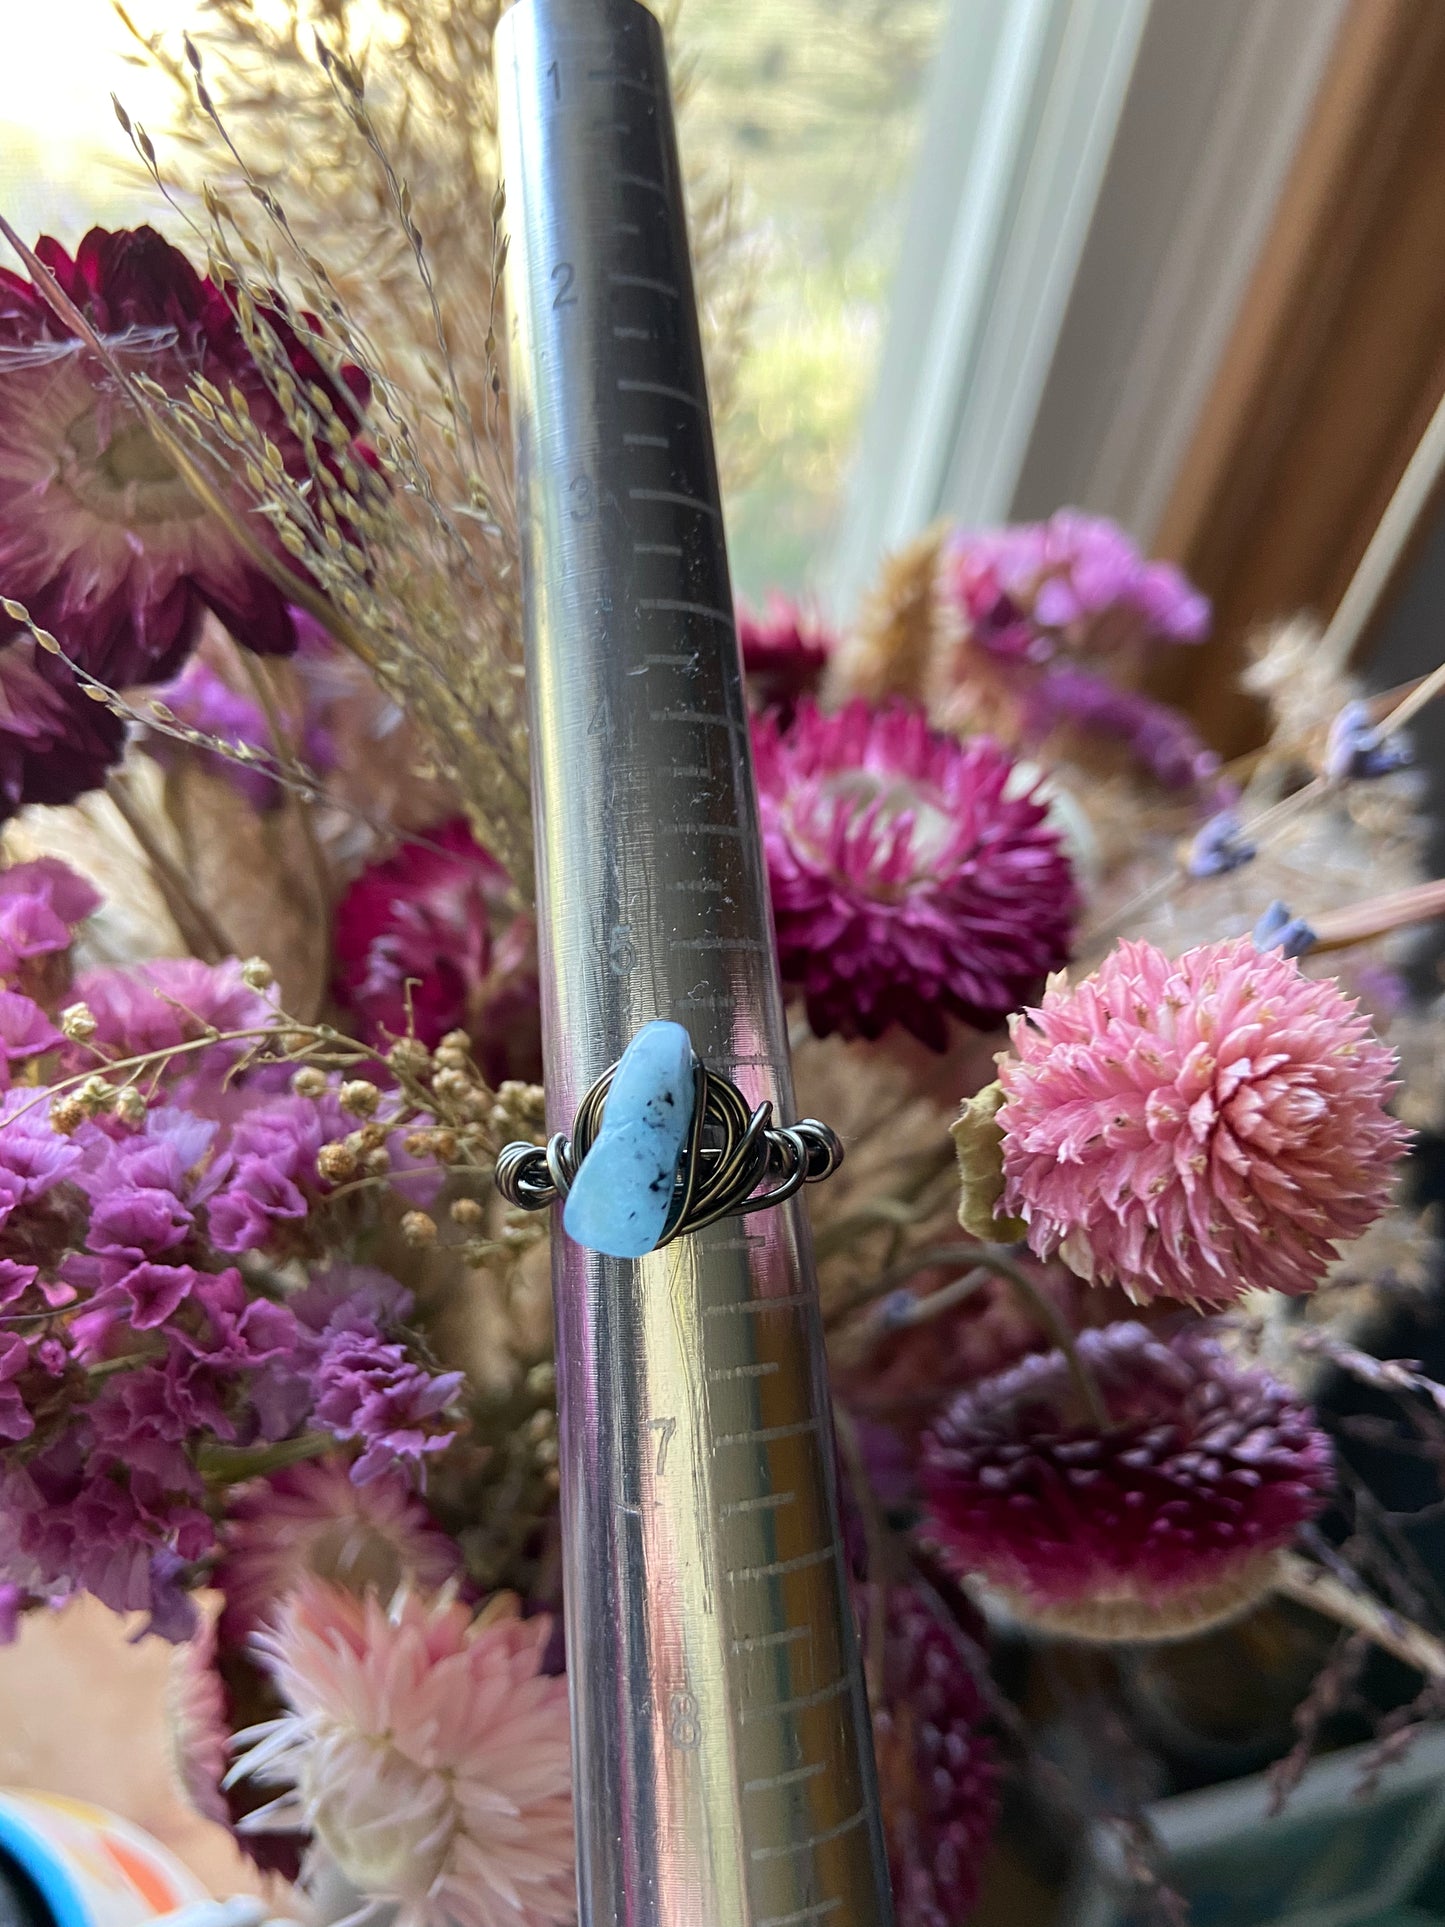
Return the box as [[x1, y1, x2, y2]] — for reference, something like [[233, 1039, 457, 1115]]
[[493, 1054, 843, 1248]]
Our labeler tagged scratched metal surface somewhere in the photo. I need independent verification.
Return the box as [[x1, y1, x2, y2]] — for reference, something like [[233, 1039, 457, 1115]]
[[494, 3, 892, 1923]]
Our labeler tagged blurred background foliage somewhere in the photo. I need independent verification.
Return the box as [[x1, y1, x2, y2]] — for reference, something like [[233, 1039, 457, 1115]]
[[676, 0, 944, 601]]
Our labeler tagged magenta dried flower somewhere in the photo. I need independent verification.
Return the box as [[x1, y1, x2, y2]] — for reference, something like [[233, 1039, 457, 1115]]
[[332, 818, 541, 1086], [874, 1583, 999, 1926], [922, 1322, 1332, 1640], [997, 936, 1410, 1307], [949, 511, 1209, 664], [0, 227, 362, 678], [755, 699, 1076, 1047], [738, 594, 832, 718]]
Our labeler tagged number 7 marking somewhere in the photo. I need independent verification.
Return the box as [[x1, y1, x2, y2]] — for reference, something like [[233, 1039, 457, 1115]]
[[649, 1415, 677, 1478]]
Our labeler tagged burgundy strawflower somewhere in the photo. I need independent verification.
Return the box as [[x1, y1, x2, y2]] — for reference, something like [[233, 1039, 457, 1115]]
[[755, 699, 1076, 1047], [874, 1584, 999, 1927], [922, 1322, 1332, 1640], [996, 937, 1410, 1308], [0, 227, 365, 812], [0, 640, 127, 816], [332, 818, 541, 1086], [738, 594, 832, 719]]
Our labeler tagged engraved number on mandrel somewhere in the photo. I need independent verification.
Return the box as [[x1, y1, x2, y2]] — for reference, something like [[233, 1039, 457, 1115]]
[[668, 1689, 701, 1750], [648, 1414, 677, 1478]]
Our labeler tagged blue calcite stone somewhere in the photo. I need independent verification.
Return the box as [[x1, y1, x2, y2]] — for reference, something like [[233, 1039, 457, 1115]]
[[563, 1021, 696, 1258]]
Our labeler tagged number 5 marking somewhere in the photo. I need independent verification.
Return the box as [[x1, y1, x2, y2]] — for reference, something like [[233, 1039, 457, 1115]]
[[649, 1415, 677, 1478]]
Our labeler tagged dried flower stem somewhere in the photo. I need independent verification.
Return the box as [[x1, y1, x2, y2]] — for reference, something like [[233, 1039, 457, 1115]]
[[105, 771, 232, 963], [833, 1241, 1109, 1428], [1275, 1551, 1445, 1680]]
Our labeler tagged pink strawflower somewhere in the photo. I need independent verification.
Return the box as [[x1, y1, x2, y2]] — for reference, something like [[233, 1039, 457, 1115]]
[[996, 937, 1410, 1307], [738, 594, 832, 718], [873, 1584, 998, 1927], [755, 700, 1076, 1047], [922, 1322, 1331, 1641], [235, 1578, 575, 1927], [167, 1614, 231, 1826], [332, 819, 540, 1086], [949, 511, 1208, 664], [216, 1458, 462, 1644]]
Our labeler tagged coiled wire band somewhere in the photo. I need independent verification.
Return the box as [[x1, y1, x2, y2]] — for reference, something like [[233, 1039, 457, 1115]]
[[494, 1054, 843, 1249]]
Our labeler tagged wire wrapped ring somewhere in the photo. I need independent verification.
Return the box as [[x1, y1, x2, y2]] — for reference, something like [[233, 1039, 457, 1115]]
[[494, 1054, 843, 1248]]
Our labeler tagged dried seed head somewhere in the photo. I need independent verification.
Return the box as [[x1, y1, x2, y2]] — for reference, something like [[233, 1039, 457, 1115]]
[[339, 1078, 381, 1118], [59, 1003, 97, 1042], [113, 1086, 148, 1127], [50, 1094, 87, 1136], [317, 1141, 358, 1183], [449, 1197, 486, 1229], [387, 1037, 432, 1079], [240, 956, 274, 992], [292, 1067, 329, 1099], [401, 1210, 438, 1247], [79, 1074, 115, 1113]]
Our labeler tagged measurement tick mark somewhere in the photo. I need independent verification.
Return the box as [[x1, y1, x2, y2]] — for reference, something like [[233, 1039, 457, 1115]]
[[716, 1417, 820, 1447], [744, 1760, 826, 1795], [637, 597, 734, 623], [633, 542, 683, 557], [614, 220, 642, 236], [706, 1360, 781, 1384], [720, 1488, 794, 1518], [618, 380, 702, 412], [650, 711, 731, 728], [705, 1291, 817, 1318], [612, 326, 654, 342], [757, 1900, 843, 1927], [624, 432, 671, 448], [731, 1622, 810, 1654], [610, 272, 679, 299], [750, 1806, 866, 1863], [673, 936, 766, 954], [617, 171, 667, 198], [629, 486, 717, 517], [589, 69, 655, 95], [743, 1675, 850, 1725], [729, 1541, 838, 1584]]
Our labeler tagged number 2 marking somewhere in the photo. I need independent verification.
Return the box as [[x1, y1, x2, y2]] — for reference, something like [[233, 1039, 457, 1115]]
[[649, 1415, 677, 1477], [551, 261, 577, 309]]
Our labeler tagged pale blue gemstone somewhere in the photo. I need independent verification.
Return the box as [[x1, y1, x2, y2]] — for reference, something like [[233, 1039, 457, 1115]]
[[563, 1020, 696, 1258]]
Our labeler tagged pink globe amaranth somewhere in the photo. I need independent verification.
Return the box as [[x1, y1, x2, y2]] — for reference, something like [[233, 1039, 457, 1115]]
[[997, 936, 1410, 1309], [754, 700, 1077, 1049], [921, 1321, 1332, 1641], [873, 1583, 999, 1926], [331, 818, 541, 1087], [0, 228, 367, 812]]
